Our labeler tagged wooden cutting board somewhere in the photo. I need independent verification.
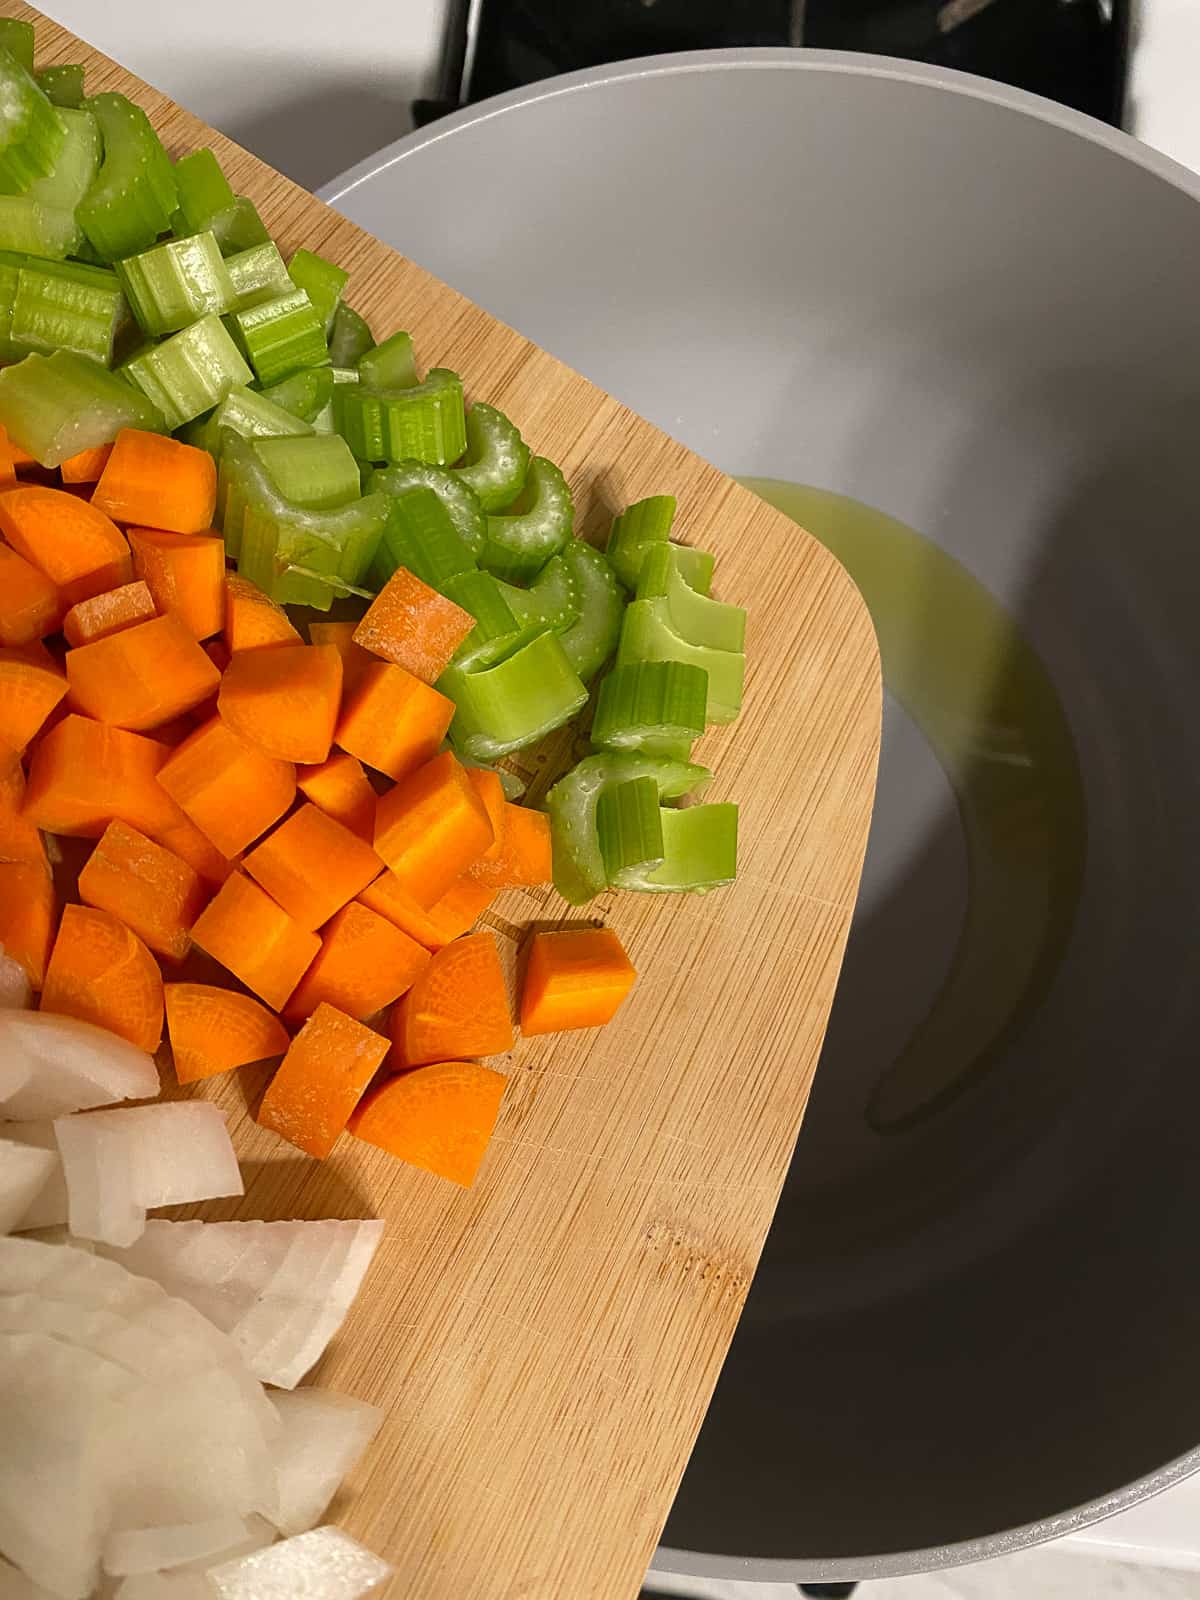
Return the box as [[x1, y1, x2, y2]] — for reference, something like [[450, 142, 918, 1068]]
[[8, 6, 881, 1594]]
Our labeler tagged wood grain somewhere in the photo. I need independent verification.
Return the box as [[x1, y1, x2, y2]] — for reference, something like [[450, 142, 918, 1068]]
[[9, 8, 882, 1595]]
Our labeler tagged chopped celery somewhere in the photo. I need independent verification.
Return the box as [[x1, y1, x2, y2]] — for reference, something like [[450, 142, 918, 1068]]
[[261, 366, 334, 424], [591, 660, 708, 761], [228, 288, 328, 385], [173, 148, 233, 233], [288, 247, 347, 337], [224, 241, 291, 309], [0, 349, 164, 466], [279, 565, 373, 601], [605, 495, 675, 591], [480, 455, 573, 580], [78, 93, 177, 261], [253, 433, 360, 510], [597, 776, 665, 882], [557, 539, 624, 681], [617, 598, 745, 724], [121, 312, 251, 429], [0, 50, 64, 196], [496, 554, 580, 634], [370, 485, 477, 591], [35, 66, 85, 110], [0, 250, 21, 360], [117, 230, 236, 336], [334, 366, 466, 466], [544, 752, 711, 905], [453, 402, 530, 511], [11, 258, 127, 363], [370, 459, 485, 556], [0, 21, 35, 73], [443, 571, 525, 667], [636, 542, 746, 652], [190, 384, 313, 454], [440, 627, 588, 762], [328, 301, 373, 366], [209, 195, 271, 255], [358, 330, 415, 390], [0, 197, 77, 258], [615, 803, 738, 893], [25, 108, 99, 213]]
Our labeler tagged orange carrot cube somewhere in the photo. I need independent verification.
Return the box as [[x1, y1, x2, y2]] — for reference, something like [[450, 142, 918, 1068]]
[[283, 901, 430, 1023], [22, 715, 181, 840], [62, 580, 158, 647], [391, 929, 514, 1066], [224, 574, 301, 654], [41, 903, 163, 1052], [165, 983, 290, 1084], [309, 620, 371, 698], [157, 716, 295, 859], [0, 543, 61, 647], [296, 751, 376, 840], [257, 1002, 389, 1158], [519, 927, 636, 1035], [129, 527, 225, 641], [348, 1061, 506, 1187], [373, 750, 493, 908], [352, 567, 473, 683], [92, 428, 217, 534], [243, 802, 382, 932], [0, 646, 67, 753], [65, 614, 220, 731], [59, 444, 113, 484], [218, 642, 342, 764], [190, 872, 319, 1012], [0, 858, 57, 988], [335, 661, 453, 781], [0, 484, 131, 608], [77, 820, 208, 965]]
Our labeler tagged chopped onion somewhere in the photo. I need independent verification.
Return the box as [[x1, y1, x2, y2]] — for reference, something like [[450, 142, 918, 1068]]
[[0, 949, 31, 1011], [96, 1219, 384, 1388], [0, 1125, 67, 1231], [206, 1527, 391, 1600], [113, 1573, 210, 1600], [268, 1390, 384, 1537], [0, 1014, 158, 1121], [0, 1557, 65, 1598], [0, 1141, 56, 1236], [103, 1517, 259, 1577], [54, 1103, 242, 1247]]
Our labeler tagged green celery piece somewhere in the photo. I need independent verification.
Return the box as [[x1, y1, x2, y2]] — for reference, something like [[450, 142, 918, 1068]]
[[614, 802, 738, 894], [224, 241, 291, 310], [25, 108, 99, 213], [370, 485, 476, 591], [370, 459, 485, 556], [173, 148, 234, 233], [358, 329, 415, 389], [78, 94, 177, 261], [453, 402, 530, 511], [11, 258, 127, 363], [0, 197, 77, 258], [334, 366, 465, 466], [544, 751, 711, 905], [35, 66, 85, 110], [0, 250, 21, 360], [636, 542, 746, 652], [439, 627, 588, 763], [0, 349, 164, 466], [557, 539, 624, 681], [122, 312, 251, 429], [278, 565, 373, 602], [210, 196, 271, 255], [261, 367, 334, 425], [0, 22, 35, 73], [496, 553, 579, 634], [287, 247, 347, 338], [597, 776, 665, 882], [252, 433, 360, 511], [0, 49, 64, 197], [228, 288, 328, 385], [617, 597, 745, 724], [191, 384, 313, 454], [479, 455, 573, 580], [117, 231, 236, 337], [591, 660, 708, 761], [442, 571, 526, 668], [606, 495, 675, 591], [328, 301, 373, 367], [330, 365, 359, 384]]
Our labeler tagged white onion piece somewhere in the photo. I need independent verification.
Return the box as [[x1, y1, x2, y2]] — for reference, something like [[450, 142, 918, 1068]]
[[0, 949, 31, 1011], [0, 1142, 56, 1235], [0, 1557, 65, 1598], [55, 1104, 242, 1247], [0, 1013, 158, 1121], [268, 1391, 384, 1537], [0, 1125, 67, 1230], [97, 1219, 384, 1388], [206, 1528, 391, 1600], [103, 1518, 258, 1577], [113, 1574, 209, 1600]]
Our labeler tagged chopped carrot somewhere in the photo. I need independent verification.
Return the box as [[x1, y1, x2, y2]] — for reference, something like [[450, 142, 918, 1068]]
[[0, 858, 57, 987], [165, 983, 290, 1084], [465, 769, 506, 864], [60, 443, 113, 484], [190, 872, 320, 1011], [218, 642, 342, 764], [77, 820, 208, 965], [296, 751, 376, 840], [374, 750, 493, 908], [224, 574, 301, 654], [0, 646, 68, 752], [258, 1002, 389, 1158], [335, 661, 453, 782], [129, 528, 224, 641], [352, 567, 473, 683], [61, 579, 157, 648], [150, 810, 235, 887], [359, 871, 495, 950], [0, 424, 37, 471], [468, 802, 553, 890], [65, 614, 220, 731], [243, 802, 382, 932], [0, 744, 43, 864], [91, 428, 217, 534], [309, 620, 371, 698], [157, 715, 295, 859], [283, 901, 430, 1023], [520, 927, 636, 1035], [391, 930, 514, 1066], [22, 715, 182, 839], [348, 1061, 506, 1187], [0, 485, 131, 608], [41, 903, 163, 1052], [0, 544, 62, 647]]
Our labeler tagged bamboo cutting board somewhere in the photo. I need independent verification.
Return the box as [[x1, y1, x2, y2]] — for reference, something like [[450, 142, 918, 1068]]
[[9, 6, 881, 1594]]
